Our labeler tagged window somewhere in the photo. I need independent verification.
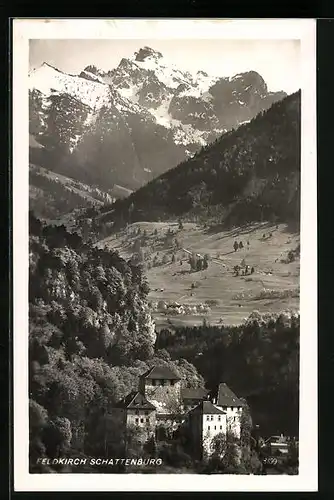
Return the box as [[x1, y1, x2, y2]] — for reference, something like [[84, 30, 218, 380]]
[[220, 425, 222, 430], [208, 426, 210, 430], [218, 416, 221, 421], [146, 418, 150, 423], [152, 380, 156, 386], [144, 410, 149, 415], [135, 410, 139, 415], [214, 426, 216, 430], [206, 416, 210, 421], [171, 380, 175, 386], [210, 415, 214, 421], [140, 418, 144, 423], [135, 418, 139, 424], [161, 379, 165, 386]]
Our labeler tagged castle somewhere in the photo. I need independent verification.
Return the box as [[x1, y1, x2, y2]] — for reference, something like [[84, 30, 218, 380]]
[[113, 365, 246, 460]]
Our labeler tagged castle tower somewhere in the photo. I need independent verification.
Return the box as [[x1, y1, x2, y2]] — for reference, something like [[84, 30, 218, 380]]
[[139, 365, 182, 414]]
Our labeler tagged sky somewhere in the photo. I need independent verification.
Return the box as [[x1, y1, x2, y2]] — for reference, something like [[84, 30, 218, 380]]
[[29, 39, 301, 94]]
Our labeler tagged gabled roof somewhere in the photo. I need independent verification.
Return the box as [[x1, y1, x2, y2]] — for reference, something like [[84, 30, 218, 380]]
[[190, 400, 226, 415], [181, 387, 209, 400], [140, 365, 181, 381], [217, 383, 245, 407], [115, 391, 156, 410]]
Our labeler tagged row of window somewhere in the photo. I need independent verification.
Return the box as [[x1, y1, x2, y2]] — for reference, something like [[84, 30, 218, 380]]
[[135, 417, 150, 424], [207, 425, 224, 431], [134, 410, 150, 415], [221, 406, 242, 411], [150, 379, 176, 386], [206, 416, 237, 423]]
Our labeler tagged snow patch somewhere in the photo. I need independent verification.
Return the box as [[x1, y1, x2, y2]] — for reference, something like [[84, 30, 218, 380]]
[[149, 96, 174, 128], [117, 84, 140, 104], [29, 64, 111, 110]]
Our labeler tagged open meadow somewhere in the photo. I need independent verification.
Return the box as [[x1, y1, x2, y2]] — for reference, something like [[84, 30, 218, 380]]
[[99, 221, 300, 329]]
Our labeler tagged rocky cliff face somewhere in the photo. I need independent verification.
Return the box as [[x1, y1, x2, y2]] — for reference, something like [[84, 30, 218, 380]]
[[29, 48, 287, 192]]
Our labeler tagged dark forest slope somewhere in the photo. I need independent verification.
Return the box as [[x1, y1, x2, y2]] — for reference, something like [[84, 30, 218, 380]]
[[28, 214, 205, 471], [99, 91, 300, 231]]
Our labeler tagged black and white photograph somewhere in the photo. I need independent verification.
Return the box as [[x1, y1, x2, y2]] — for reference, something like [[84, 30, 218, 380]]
[[13, 19, 317, 492]]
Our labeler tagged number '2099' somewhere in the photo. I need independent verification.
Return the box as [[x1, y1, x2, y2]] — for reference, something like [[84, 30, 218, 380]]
[[262, 457, 278, 465]]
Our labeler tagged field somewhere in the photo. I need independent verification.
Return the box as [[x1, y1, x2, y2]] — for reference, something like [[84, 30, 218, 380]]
[[99, 221, 300, 329]]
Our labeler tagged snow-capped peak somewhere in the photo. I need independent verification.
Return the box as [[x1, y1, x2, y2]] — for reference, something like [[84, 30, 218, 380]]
[[112, 46, 219, 97], [29, 62, 111, 110]]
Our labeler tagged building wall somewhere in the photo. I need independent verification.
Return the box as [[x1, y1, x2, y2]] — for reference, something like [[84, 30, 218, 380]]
[[143, 379, 182, 414], [202, 413, 227, 457], [216, 405, 242, 439], [126, 408, 156, 442]]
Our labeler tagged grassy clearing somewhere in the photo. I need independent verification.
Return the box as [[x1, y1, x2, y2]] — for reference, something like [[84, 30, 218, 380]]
[[100, 220, 300, 327]]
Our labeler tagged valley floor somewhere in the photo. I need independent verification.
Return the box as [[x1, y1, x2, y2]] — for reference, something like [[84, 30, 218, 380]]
[[100, 221, 300, 328]]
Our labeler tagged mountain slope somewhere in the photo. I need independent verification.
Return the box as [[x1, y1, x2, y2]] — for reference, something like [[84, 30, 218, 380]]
[[29, 162, 119, 221], [29, 65, 186, 190], [99, 90, 300, 231], [29, 49, 287, 193]]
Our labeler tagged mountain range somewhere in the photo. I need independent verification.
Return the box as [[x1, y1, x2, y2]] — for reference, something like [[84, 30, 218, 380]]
[[29, 46, 287, 195]]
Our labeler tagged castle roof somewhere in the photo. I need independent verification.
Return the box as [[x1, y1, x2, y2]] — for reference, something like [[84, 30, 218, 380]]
[[115, 391, 156, 411], [191, 400, 226, 415], [217, 383, 245, 407], [140, 365, 181, 381], [181, 387, 209, 400]]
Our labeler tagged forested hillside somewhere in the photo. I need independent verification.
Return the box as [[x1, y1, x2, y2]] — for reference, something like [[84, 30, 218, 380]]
[[29, 167, 99, 220], [99, 91, 300, 231], [156, 311, 300, 437], [29, 214, 205, 472]]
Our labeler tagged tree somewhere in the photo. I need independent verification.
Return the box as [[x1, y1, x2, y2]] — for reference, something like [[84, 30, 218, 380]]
[[43, 417, 72, 458], [162, 254, 169, 265], [205, 432, 245, 473], [188, 253, 197, 271], [143, 435, 157, 458], [196, 259, 203, 272], [29, 399, 49, 469]]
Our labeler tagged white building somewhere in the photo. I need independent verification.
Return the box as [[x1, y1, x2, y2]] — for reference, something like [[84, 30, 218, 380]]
[[187, 400, 227, 459]]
